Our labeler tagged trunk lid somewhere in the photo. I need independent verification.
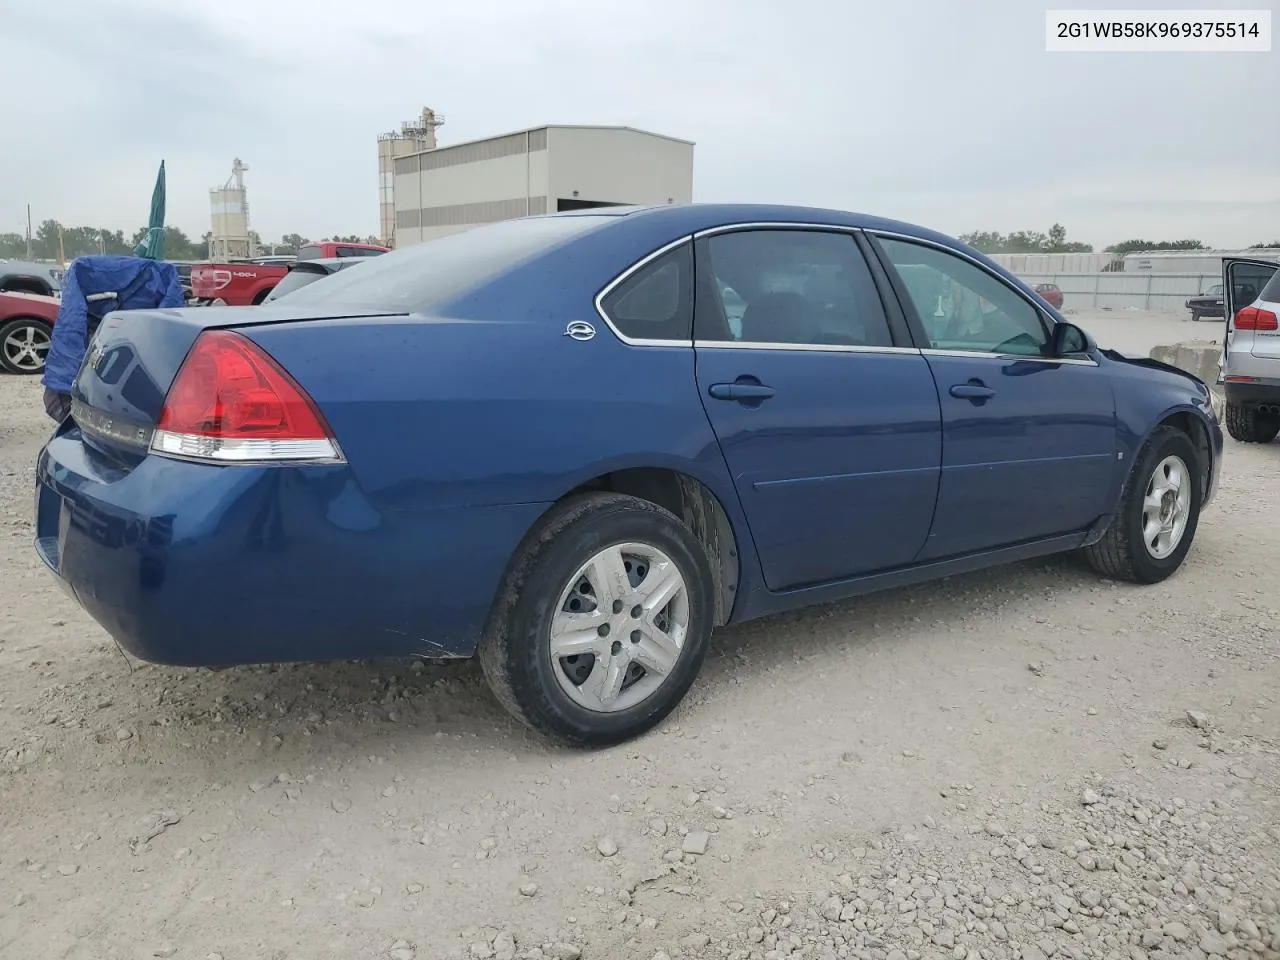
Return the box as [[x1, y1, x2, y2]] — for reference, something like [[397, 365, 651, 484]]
[[70, 305, 406, 461]]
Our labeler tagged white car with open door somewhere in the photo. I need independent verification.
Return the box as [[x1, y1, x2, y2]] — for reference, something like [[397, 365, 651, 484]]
[[1221, 257, 1280, 443]]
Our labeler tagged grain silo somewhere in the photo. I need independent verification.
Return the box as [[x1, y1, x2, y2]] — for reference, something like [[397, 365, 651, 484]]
[[377, 109, 443, 248], [209, 159, 255, 260]]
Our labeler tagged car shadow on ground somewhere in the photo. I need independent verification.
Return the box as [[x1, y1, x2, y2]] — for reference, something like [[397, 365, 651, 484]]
[[62, 553, 1114, 772]]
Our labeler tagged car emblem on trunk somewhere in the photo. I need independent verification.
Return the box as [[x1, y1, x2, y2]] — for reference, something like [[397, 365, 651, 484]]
[[564, 321, 596, 341]]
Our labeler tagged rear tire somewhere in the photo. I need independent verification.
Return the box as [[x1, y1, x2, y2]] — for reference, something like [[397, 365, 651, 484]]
[[1083, 425, 1202, 584], [478, 492, 715, 746], [1225, 403, 1280, 443], [0, 317, 52, 375]]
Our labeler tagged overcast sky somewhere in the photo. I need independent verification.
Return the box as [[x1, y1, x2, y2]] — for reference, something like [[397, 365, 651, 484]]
[[4, 0, 1277, 249]]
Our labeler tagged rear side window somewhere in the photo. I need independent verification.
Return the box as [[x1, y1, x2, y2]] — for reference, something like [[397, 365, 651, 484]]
[[296, 245, 323, 261], [698, 229, 894, 347], [599, 243, 693, 342], [1258, 267, 1280, 304], [277, 215, 615, 312]]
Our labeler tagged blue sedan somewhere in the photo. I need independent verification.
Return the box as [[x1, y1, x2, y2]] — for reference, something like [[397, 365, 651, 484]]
[[34, 204, 1222, 745]]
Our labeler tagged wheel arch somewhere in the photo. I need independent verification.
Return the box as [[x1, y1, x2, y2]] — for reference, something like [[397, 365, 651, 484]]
[[489, 462, 745, 632], [0, 314, 54, 329], [0, 275, 54, 297], [561, 467, 741, 626], [1120, 405, 1214, 511]]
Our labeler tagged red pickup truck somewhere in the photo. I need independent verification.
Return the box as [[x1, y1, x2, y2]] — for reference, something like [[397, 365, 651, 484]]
[[189, 241, 388, 305]]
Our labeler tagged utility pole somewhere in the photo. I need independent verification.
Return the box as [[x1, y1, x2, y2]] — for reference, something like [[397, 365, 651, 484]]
[[25, 204, 32, 259]]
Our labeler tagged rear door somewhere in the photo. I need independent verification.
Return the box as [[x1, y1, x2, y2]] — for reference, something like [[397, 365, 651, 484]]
[[1222, 258, 1280, 373], [870, 234, 1117, 560], [692, 226, 942, 591]]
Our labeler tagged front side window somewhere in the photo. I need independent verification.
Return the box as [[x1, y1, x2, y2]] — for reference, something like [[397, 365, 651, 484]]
[[877, 237, 1048, 355], [699, 230, 893, 347], [599, 242, 693, 342]]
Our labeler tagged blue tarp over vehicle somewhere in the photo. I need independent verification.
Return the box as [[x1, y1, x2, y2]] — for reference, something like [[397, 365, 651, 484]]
[[41, 255, 184, 394]]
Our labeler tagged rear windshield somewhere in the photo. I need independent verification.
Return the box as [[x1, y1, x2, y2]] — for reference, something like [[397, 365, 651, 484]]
[[264, 265, 330, 302], [277, 215, 614, 312]]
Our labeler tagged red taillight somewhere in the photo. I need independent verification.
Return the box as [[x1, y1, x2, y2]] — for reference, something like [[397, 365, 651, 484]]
[[1234, 306, 1279, 331], [151, 330, 341, 463]]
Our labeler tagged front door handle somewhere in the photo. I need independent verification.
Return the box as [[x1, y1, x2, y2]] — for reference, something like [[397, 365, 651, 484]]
[[949, 381, 995, 400], [708, 381, 776, 402]]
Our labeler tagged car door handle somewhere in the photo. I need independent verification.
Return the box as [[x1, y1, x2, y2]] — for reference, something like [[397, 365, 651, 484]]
[[708, 382, 776, 401], [949, 382, 995, 400]]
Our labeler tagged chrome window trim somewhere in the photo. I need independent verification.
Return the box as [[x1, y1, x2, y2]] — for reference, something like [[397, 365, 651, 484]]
[[693, 340, 919, 356], [922, 348, 1098, 367], [592, 235, 696, 347], [591, 222, 1094, 361], [692, 221, 863, 239]]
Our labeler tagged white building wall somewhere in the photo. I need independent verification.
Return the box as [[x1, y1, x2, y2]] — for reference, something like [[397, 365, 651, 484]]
[[392, 125, 694, 246], [546, 127, 693, 209], [392, 162, 423, 245]]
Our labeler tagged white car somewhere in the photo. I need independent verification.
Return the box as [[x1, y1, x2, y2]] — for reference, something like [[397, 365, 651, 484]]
[[1221, 257, 1280, 443]]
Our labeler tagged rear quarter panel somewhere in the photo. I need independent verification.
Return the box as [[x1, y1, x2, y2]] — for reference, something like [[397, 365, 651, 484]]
[[245, 317, 734, 512]]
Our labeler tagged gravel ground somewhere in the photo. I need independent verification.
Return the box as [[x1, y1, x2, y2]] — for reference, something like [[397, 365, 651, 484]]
[[1, 311, 1277, 960]]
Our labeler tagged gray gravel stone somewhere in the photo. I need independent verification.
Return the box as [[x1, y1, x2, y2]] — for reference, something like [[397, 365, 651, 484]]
[[682, 831, 709, 855]]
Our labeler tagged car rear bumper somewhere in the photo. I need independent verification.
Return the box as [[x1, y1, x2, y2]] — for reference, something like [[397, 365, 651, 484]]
[[1224, 376, 1280, 410], [34, 428, 548, 667]]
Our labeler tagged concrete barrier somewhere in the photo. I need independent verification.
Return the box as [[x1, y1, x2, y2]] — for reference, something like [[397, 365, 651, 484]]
[[1149, 340, 1221, 387]]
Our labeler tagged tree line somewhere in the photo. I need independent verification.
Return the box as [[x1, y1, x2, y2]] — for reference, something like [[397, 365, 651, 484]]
[[5, 219, 1278, 264], [0, 220, 380, 262], [958, 225, 1280, 257]]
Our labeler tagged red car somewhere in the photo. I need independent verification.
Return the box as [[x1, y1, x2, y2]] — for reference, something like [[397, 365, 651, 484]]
[[0, 290, 60, 375], [190, 242, 388, 306], [1034, 282, 1064, 309]]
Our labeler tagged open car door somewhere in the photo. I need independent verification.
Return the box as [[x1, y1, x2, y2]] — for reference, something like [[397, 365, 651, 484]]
[[1219, 257, 1280, 383]]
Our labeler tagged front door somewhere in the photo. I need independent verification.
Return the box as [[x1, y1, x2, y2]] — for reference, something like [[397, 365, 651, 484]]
[[872, 235, 1117, 560], [692, 227, 942, 591]]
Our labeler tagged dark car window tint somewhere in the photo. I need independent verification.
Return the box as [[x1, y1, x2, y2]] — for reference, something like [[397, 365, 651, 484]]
[[295, 245, 323, 261], [878, 238, 1048, 355], [278, 215, 614, 312], [599, 243, 693, 342], [700, 230, 892, 347], [1231, 262, 1277, 310]]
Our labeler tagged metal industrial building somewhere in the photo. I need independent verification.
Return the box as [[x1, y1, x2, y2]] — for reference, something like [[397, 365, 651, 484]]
[[390, 124, 695, 247]]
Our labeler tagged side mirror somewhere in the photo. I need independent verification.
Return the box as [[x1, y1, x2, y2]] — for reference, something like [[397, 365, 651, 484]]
[[1050, 321, 1093, 357]]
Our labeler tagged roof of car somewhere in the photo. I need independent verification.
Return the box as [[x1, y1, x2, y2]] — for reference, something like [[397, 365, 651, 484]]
[[548, 202, 964, 249]]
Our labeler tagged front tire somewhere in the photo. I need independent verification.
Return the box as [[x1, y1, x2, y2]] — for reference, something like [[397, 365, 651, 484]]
[[1225, 403, 1280, 443], [478, 493, 715, 746], [1083, 426, 1202, 584], [0, 317, 52, 375]]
